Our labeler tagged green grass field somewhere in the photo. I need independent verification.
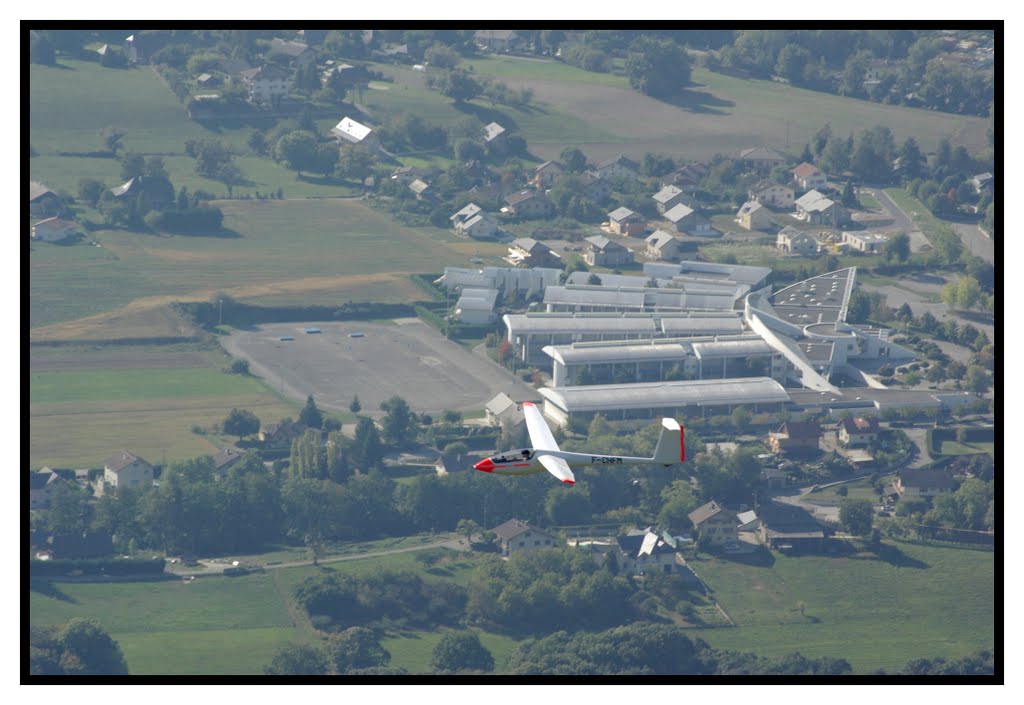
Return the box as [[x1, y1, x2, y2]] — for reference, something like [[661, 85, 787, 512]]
[[29, 344, 297, 468], [689, 539, 995, 673], [802, 475, 896, 506]]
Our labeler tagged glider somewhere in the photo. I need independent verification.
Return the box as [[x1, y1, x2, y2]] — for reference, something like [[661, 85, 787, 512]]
[[473, 402, 684, 485]]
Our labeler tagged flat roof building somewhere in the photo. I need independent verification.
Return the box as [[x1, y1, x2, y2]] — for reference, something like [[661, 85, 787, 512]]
[[538, 378, 791, 427]]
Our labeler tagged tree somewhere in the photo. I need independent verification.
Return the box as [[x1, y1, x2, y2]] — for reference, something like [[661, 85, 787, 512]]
[[731, 406, 752, 429], [52, 619, 129, 675], [351, 416, 384, 472], [229, 359, 250, 375], [78, 178, 107, 207], [964, 366, 990, 396], [885, 232, 911, 263], [120, 152, 145, 181], [839, 498, 874, 537], [626, 35, 691, 98], [299, 395, 324, 429], [456, 518, 480, 545], [263, 643, 329, 675], [328, 627, 391, 673], [775, 43, 811, 84], [272, 130, 320, 175], [101, 126, 125, 156], [560, 147, 587, 173], [424, 43, 461, 69], [430, 631, 494, 673], [380, 396, 415, 446], [223, 408, 260, 441], [336, 145, 376, 183], [426, 69, 481, 104], [349, 395, 362, 414]]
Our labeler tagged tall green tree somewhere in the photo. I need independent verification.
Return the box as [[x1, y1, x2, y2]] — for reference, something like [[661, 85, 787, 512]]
[[839, 498, 874, 536], [223, 408, 260, 441], [625, 35, 691, 98], [328, 627, 391, 673], [263, 643, 329, 675], [430, 631, 495, 673], [299, 395, 324, 429], [33, 619, 130, 675], [380, 396, 415, 446]]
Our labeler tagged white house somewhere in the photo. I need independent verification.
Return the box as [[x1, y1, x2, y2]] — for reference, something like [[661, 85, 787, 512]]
[[238, 64, 291, 105], [102, 451, 154, 492], [330, 116, 381, 150]]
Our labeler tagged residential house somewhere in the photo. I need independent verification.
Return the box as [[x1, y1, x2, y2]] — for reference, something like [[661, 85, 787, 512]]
[[736, 146, 786, 173], [259, 420, 311, 450], [757, 500, 826, 552], [736, 201, 772, 231], [408, 179, 433, 201], [269, 38, 315, 67], [212, 447, 245, 481], [748, 180, 794, 209], [578, 171, 613, 202], [533, 160, 566, 189], [761, 467, 789, 489], [837, 416, 880, 447], [30, 468, 68, 510], [504, 190, 555, 219], [614, 529, 696, 579], [493, 518, 557, 557], [458, 212, 500, 240], [794, 189, 847, 226], [842, 231, 889, 254], [688, 500, 737, 547], [374, 43, 411, 63], [607, 207, 646, 236], [652, 185, 687, 214], [474, 30, 522, 52], [238, 64, 292, 106], [662, 163, 709, 190], [196, 72, 221, 87], [108, 175, 173, 210], [776, 226, 819, 256], [645, 230, 689, 262], [392, 165, 433, 183], [663, 203, 715, 236], [768, 421, 822, 455], [583, 235, 633, 267], [483, 122, 508, 155], [452, 202, 485, 227], [792, 162, 828, 192], [455, 288, 500, 324], [971, 172, 993, 194], [330, 116, 381, 151], [321, 63, 369, 88], [736, 510, 761, 533], [30, 181, 63, 216], [32, 217, 83, 244], [484, 392, 525, 428], [594, 155, 640, 181], [505, 238, 562, 268], [895, 468, 958, 499], [102, 451, 154, 492]]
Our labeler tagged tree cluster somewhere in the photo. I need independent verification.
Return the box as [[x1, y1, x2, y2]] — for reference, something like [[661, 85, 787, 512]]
[[30, 619, 129, 675]]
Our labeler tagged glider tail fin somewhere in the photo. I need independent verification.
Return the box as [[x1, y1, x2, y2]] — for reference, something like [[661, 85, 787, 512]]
[[652, 418, 685, 465]]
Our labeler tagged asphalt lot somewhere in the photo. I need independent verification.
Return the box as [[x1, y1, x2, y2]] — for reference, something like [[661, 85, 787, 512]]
[[221, 318, 538, 415]]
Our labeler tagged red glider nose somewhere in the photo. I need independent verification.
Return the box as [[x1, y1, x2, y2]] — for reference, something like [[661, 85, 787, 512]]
[[474, 458, 494, 473]]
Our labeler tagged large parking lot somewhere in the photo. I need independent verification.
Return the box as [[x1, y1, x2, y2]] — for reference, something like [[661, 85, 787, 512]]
[[220, 318, 537, 415]]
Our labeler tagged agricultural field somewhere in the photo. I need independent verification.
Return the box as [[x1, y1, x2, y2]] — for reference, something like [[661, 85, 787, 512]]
[[801, 474, 897, 506], [689, 539, 994, 673], [28, 344, 297, 469]]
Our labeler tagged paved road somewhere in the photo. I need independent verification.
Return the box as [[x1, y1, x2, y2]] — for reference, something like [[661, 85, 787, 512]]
[[951, 221, 995, 264]]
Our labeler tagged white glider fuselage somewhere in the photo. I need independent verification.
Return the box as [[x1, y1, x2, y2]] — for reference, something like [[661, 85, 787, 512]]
[[474, 402, 684, 485]]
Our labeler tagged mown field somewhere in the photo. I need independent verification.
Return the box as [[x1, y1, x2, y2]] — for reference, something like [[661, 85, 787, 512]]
[[30, 198, 503, 332], [30, 537, 994, 675], [690, 539, 995, 673], [28, 344, 297, 469]]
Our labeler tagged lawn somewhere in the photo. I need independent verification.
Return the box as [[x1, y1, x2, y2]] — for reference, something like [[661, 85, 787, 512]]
[[689, 539, 995, 673], [382, 628, 520, 674], [29, 198, 505, 332], [801, 475, 896, 506], [29, 344, 298, 468]]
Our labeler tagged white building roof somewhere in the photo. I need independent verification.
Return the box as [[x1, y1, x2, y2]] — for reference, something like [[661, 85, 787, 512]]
[[539, 377, 790, 413], [332, 116, 374, 144], [653, 185, 683, 204], [663, 203, 694, 222], [691, 339, 775, 358]]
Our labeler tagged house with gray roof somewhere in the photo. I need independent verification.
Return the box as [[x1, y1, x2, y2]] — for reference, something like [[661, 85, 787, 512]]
[[32, 217, 83, 244], [663, 203, 715, 236], [269, 37, 315, 66], [687, 500, 738, 547], [777, 226, 819, 256], [102, 451, 154, 493], [583, 235, 633, 266], [483, 122, 508, 154], [608, 207, 646, 236], [794, 189, 847, 226], [645, 230, 688, 262], [30, 181, 62, 216], [493, 518, 557, 557], [747, 180, 794, 209], [614, 528, 696, 578], [212, 447, 245, 481], [484, 392, 525, 428], [533, 160, 565, 188], [594, 155, 640, 181], [455, 288, 500, 324], [331, 116, 381, 150], [506, 238, 561, 268], [474, 30, 522, 52], [504, 189, 554, 219], [30, 468, 68, 509], [736, 200, 772, 231], [736, 146, 786, 172], [652, 185, 686, 213]]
